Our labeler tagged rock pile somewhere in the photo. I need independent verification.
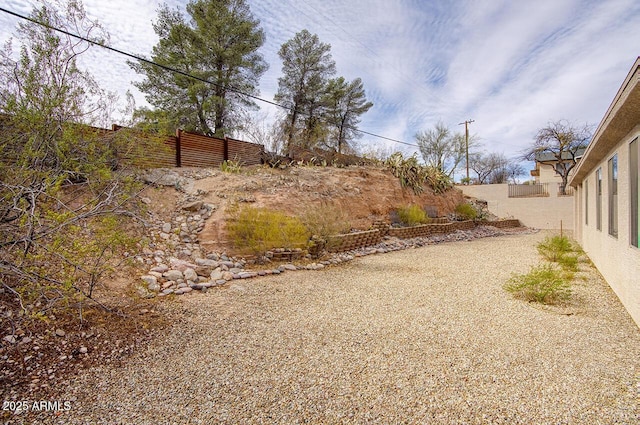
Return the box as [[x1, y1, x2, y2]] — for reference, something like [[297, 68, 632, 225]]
[[137, 221, 534, 297]]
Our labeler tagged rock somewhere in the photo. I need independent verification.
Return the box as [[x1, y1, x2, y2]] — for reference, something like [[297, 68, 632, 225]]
[[140, 197, 152, 205], [141, 169, 185, 187], [222, 271, 234, 281], [174, 287, 193, 295], [137, 286, 156, 299], [169, 258, 198, 271], [215, 279, 227, 285], [183, 268, 198, 282], [141, 275, 158, 287], [20, 337, 32, 345], [161, 288, 174, 295], [162, 281, 175, 290], [283, 264, 297, 271], [194, 266, 213, 277], [55, 329, 66, 337], [79, 347, 88, 354], [239, 272, 257, 279], [196, 258, 219, 268], [163, 270, 183, 281], [182, 200, 203, 212], [162, 223, 172, 233], [3, 335, 16, 344]]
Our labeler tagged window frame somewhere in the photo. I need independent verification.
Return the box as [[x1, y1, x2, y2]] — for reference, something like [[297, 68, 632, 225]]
[[596, 167, 602, 231], [631, 138, 638, 247], [608, 154, 618, 238], [585, 178, 588, 226]]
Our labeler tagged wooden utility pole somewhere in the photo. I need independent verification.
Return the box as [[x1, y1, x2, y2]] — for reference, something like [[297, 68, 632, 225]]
[[458, 119, 474, 183]]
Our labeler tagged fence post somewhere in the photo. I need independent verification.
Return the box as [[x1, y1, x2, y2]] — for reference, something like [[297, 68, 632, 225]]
[[175, 129, 182, 167], [224, 137, 229, 162]]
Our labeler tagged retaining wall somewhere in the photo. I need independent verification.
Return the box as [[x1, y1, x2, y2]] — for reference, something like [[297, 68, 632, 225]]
[[325, 219, 522, 253]]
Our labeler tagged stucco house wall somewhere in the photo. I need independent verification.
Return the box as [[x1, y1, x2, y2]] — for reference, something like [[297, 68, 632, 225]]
[[570, 57, 640, 328]]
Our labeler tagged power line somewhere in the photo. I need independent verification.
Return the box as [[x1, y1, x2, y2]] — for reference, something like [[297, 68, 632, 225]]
[[0, 5, 418, 149]]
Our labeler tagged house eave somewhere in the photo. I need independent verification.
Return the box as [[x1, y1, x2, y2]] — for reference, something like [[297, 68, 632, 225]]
[[570, 57, 640, 187]]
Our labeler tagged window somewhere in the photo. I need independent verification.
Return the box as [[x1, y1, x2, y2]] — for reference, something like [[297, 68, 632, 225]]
[[608, 155, 618, 237], [585, 178, 588, 225], [631, 139, 638, 247], [596, 168, 602, 231]]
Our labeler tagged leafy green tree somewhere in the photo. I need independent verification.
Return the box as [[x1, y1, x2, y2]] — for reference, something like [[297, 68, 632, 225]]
[[129, 0, 267, 137], [323, 77, 373, 154], [523, 120, 591, 194], [416, 122, 472, 178], [274, 29, 336, 153]]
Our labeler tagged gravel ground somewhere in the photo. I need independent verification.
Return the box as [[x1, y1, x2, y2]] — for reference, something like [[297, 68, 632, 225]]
[[22, 231, 640, 424]]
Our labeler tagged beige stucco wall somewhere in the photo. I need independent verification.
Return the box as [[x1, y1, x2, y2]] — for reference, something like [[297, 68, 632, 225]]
[[537, 164, 563, 184], [458, 184, 573, 230], [574, 126, 640, 328]]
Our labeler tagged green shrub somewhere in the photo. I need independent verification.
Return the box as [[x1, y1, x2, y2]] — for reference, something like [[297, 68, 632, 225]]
[[504, 264, 572, 305], [556, 253, 579, 272], [226, 205, 310, 255], [397, 204, 430, 226], [220, 159, 242, 173], [537, 235, 583, 272], [455, 203, 478, 220], [537, 235, 573, 261]]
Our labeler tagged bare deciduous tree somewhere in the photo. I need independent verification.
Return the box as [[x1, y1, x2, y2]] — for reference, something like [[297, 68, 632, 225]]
[[523, 120, 592, 194]]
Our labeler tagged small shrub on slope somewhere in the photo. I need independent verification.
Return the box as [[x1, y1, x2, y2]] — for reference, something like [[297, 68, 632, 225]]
[[455, 203, 478, 221], [397, 205, 430, 226], [226, 205, 310, 255]]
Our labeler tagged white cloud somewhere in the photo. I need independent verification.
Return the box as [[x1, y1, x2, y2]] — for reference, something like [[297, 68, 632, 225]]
[[1, 0, 639, 162]]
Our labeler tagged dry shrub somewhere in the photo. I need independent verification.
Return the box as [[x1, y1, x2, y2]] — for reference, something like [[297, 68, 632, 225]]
[[226, 205, 310, 255]]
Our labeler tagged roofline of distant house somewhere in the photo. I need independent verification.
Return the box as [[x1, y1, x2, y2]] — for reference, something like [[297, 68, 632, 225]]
[[535, 148, 586, 163], [570, 57, 640, 186]]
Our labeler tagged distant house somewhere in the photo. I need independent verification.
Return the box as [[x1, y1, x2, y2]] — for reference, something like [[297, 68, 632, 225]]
[[531, 149, 586, 187], [569, 57, 640, 328]]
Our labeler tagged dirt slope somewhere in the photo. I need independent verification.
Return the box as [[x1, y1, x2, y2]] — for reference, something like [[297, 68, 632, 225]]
[[142, 164, 465, 254]]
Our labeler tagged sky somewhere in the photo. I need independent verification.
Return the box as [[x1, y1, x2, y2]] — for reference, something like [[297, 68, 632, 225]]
[[1, 0, 639, 171]]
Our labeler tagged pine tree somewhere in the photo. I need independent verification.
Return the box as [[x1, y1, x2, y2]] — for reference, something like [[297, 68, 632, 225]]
[[129, 0, 267, 137], [324, 77, 373, 154], [274, 29, 335, 153]]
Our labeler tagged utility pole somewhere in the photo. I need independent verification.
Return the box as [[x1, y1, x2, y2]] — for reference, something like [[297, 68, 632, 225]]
[[458, 119, 474, 183]]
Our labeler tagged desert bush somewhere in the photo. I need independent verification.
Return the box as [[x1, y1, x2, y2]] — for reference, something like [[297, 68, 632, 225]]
[[504, 264, 572, 304], [424, 166, 453, 194], [537, 235, 575, 261], [226, 205, 310, 255], [384, 152, 452, 195], [536, 235, 582, 273], [301, 202, 352, 239], [385, 152, 428, 195], [454, 202, 478, 221], [220, 159, 243, 173], [0, 1, 156, 327], [397, 205, 430, 226]]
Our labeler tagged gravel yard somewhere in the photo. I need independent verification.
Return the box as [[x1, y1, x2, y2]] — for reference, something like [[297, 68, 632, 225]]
[[33, 231, 640, 424]]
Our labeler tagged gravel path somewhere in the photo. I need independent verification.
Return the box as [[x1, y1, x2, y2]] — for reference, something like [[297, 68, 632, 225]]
[[35, 231, 640, 423]]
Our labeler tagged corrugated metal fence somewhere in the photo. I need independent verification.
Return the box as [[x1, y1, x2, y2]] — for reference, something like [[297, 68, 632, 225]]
[[112, 125, 264, 168]]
